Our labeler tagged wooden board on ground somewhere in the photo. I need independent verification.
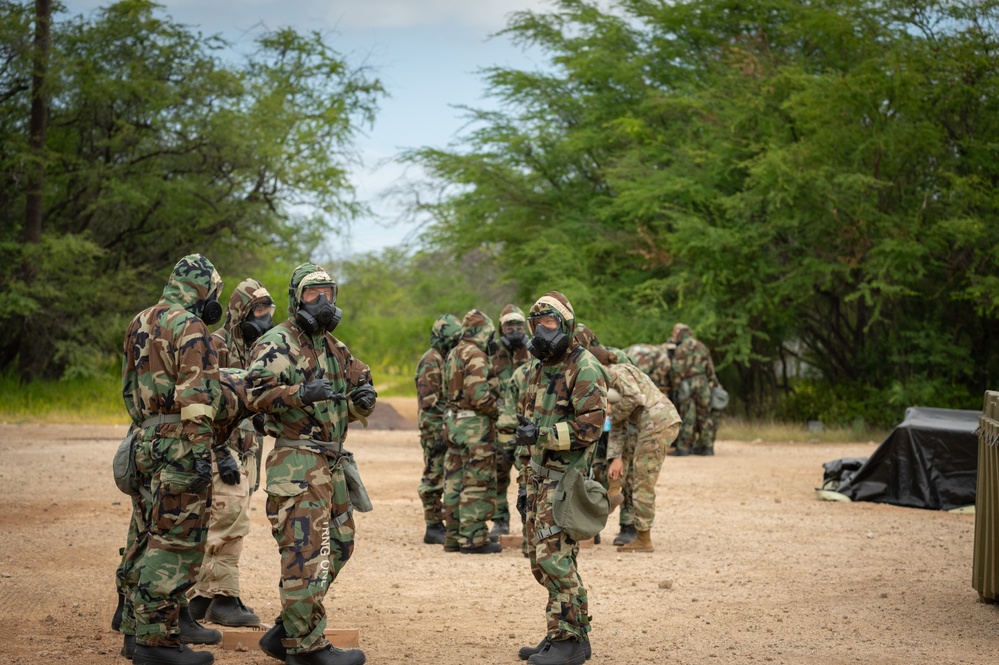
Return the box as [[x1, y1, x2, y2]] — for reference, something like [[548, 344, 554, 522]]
[[221, 624, 360, 651], [499, 534, 593, 549]]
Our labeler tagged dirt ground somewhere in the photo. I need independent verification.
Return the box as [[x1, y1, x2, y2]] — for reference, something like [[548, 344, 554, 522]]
[[2, 398, 998, 665]]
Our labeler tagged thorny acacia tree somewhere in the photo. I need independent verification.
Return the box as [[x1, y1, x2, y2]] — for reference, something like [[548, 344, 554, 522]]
[[405, 0, 999, 425]]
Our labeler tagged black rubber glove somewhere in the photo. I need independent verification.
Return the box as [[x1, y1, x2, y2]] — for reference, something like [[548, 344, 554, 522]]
[[350, 384, 377, 411], [214, 445, 241, 485], [515, 414, 539, 447], [516, 486, 527, 522], [188, 455, 213, 493], [300, 378, 334, 404], [251, 413, 267, 436], [432, 438, 448, 454]]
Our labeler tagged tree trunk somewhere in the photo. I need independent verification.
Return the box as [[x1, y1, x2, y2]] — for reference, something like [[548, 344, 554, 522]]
[[18, 0, 51, 382]]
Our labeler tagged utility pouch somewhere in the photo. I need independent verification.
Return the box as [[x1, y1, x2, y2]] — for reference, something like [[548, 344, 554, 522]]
[[112, 429, 152, 502], [341, 453, 373, 512]]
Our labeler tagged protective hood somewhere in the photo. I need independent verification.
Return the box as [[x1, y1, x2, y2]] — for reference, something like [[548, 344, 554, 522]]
[[460, 309, 496, 352], [499, 304, 526, 327], [222, 278, 273, 356], [287, 262, 338, 316], [431, 313, 463, 354], [673, 323, 693, 343], [160, 253, 223, 316], [528, 291, 576, 337]]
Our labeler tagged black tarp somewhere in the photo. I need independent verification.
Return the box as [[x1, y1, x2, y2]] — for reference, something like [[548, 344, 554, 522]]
[[822, 406, 980, 511]]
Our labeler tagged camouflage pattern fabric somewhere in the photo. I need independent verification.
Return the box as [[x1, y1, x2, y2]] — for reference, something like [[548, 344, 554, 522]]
[[518, 292, 607, 643], [624, 343, 673, 394], [246, 262, 374, 655], [491, 304, 531, 523], [415, 313, 461, 525], [118, 254, 222, 647], [442, 310, 499, 549], [671, 324, 716, 453], [606, 363, 681, 530], [192, 280, 271, 600]]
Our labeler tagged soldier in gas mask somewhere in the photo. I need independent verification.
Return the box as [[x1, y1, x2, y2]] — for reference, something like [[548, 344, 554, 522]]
[[187, 278, 275, 627], [246, 262, 375, 665], [442, 309, 502, 553], [669, 323, 717, 456], [514, 291, 607, 665], [415, 313, 463, 544], [117, 254, 224, 665], [488, 304, 531, 541]]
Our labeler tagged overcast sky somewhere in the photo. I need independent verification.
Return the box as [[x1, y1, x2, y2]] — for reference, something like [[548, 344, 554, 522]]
[[59, 0, 551, 257]]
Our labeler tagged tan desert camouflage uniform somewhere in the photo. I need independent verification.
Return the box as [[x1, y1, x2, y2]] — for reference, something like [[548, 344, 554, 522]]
[[191, 278, 273, 604], [442, 309, 500, 550], [518, 291, 607, 645], [415, 313, 462, 526], [246, 262, 375, 655], [606, 363, 680, 530], [118, 254, 222, 647]]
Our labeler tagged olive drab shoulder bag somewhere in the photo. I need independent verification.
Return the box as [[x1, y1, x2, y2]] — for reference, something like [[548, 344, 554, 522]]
[[112, 429, 152, 502]]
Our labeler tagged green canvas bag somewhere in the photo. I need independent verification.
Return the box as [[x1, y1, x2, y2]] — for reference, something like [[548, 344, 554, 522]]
[[552, 466, 609, 542]]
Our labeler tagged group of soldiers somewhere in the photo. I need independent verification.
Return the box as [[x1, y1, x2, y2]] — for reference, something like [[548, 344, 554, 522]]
[[415, 295, 724, 665], [111, 252, 723, 665], [114, 255, 375, 665]]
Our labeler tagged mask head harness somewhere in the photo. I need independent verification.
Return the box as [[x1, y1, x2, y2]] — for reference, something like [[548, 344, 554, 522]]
[[241, 296, 276, 346], [295, 272, 341, 336], [527, 308, 570, 362]]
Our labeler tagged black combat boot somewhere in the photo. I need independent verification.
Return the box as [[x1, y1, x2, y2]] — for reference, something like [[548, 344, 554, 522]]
[[122, 634, 136, 659], [612, 524, 637, 547], [178, 605, 221, 645], [187, 595, 211, 622], [285, 644, 366, 665], [205, 595, 260, 627], [519, 637, 549, 660], [520, 637, 591, 661], [461, 542, 502, 554], [258, 620, 287, 661], [527, 638, 585, 665], [489, 519, 510, 542], [112, 589, 126, 631], [666, 448, 690, 457], [132, 644, 214, 665], [423, 522, 445, 544]]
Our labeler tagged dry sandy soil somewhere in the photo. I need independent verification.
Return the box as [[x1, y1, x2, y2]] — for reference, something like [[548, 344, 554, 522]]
[[1, 398, 998, 665]]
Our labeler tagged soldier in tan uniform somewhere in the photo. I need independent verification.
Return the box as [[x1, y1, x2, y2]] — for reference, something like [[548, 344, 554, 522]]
[[605, 362, 681, 552]]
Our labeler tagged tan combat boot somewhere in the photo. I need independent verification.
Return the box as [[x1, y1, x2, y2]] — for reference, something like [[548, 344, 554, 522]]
[[607, 478, 625, 511], [617, 529, 653, 553]]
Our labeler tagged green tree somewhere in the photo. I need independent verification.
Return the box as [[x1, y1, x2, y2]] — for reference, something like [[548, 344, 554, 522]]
[[0, 0, 383, 380], [405, 0, 999, 425]]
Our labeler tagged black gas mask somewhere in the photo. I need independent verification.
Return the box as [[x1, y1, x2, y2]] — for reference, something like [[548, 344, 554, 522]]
[[500, 324, 527, 350], [200, 286, 223, 326], [296, 293, 342, 335], [527, 316, 569, 362], [241, 304, 275, 346]]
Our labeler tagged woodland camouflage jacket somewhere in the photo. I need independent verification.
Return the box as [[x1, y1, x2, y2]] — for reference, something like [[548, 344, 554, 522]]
[[415, 346, 447, 440], [519, 292, 607, 473], [246, 263, 373, 444], [121, 253, 223, 455], [444, 309, 499, 419]]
